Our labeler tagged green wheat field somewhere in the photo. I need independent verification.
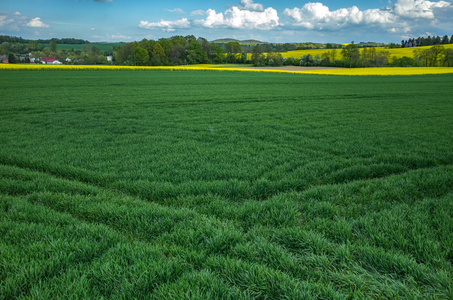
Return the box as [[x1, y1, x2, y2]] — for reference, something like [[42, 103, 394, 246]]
[[1, 70, 452, 299]]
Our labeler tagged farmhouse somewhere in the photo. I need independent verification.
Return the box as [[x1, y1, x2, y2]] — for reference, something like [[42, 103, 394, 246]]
[[0, 55, 8, 64], [40, 57, 63, 64]]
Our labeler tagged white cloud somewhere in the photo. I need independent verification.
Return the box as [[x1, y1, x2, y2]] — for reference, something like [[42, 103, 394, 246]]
[[26, 17, 50, 28], [167, 8, 185, 14], [238, 0, 264, 12], [191, 10, 206, 16], [138, 18, 191, 32], [393, 0, 450, 19], [283, 0, 450, 32], [139, 1, 278, 32], [284, 3, 396, 28], [197, 6, 279, 29], [136, 0, 450, 39]]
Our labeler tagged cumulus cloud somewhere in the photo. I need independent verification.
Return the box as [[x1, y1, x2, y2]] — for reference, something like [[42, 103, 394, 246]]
[[26, 17, 50, 28], [137, 0, 450, 37], [284, 3, 394, 29], [393, 0, 450, 19], [140, 1, 278, 31], [197, 4, 279, 29], [138, 18, 190, 32], [283, 0, 450, 32], [238, 0, 264, 12]]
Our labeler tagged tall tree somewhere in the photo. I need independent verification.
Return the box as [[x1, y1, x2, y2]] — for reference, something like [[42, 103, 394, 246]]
[[225, 42, 241, 55], [187, 41, 208, 64], [251, 45, 264, 66], [341, 44, 360, 67], [151, 42, 166, 65], [414, 48, 434, 66], [430, 45, 445, 66], [374, 51, 390, 67], [442, 49, 453, 67], [134, 46, 149, 65], [115, 43, 135, 65], [361, 47, 375, 67], [212, 45, 226, 64], [158, 38, 172, 58], [225, 42, 242, 63]]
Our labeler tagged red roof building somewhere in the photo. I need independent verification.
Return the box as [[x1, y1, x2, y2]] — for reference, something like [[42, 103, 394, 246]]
[[41, 57, 57, 64]]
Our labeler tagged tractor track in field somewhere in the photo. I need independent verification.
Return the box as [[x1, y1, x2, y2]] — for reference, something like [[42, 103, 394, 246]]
[[1, 159, 453, 203]]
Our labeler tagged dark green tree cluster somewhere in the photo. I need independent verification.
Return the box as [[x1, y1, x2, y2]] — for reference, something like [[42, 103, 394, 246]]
[[296, 44, 453, 68], [0, 35, 89, 45], [114, 36, 234, 66], [401, 35, 452, 48], [412, 45, 453, 67], [0, 40, 45, 54], [249, 45, 285, 66]]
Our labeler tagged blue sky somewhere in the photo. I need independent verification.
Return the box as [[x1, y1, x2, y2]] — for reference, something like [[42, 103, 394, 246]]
[[1, 0, 452, 43]]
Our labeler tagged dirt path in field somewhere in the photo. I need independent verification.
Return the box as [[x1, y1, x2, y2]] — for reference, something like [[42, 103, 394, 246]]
[[221, 66, 343, 71]]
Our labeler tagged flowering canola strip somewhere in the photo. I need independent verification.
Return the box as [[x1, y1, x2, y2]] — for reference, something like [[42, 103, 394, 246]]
[[279, 44, 453, 61], [1, 63, 453, 75]]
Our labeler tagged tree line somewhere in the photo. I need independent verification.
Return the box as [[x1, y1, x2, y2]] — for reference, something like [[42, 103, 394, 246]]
[[0, 35, 89, 45], [401, 35, 453, 48], [265, 44, 453, 68], [2, 34, 453, 67]]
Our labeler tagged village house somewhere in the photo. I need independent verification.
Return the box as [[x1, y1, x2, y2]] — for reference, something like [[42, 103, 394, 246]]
[[0, 55, 8, 64], [39, 57, 63, 64]]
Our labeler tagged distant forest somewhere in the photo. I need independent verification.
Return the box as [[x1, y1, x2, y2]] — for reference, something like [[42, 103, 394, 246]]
[[401, 35, 453, 48], [0, 35, 89, 45]]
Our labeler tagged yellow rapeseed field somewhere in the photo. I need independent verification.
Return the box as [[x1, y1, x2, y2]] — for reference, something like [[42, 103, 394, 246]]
[[280, 44, 453, 61], [0, 64, 213, 71], [1, 63, 453, 76], [279, 49, 329, 59]]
